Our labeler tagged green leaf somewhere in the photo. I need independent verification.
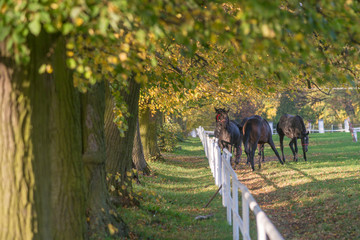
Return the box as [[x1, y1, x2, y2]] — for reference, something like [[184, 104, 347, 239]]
[[28, 18, 41, 36], [44, 23, 56, 33], [66, 58, 76, 69], [38, 64, 46, 74], [62, 23, 73, 35], [99, 16, 109, 35], [0, 26, 11, 41], [136, 30, 146, 44]]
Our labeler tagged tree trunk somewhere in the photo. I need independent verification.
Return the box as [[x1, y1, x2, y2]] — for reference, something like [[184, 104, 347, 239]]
[[342, 92, 357, 142], [81, 82, 127, 238], [105, 77, 140, 206], [0, 33, 85, 239], [139, 107, 163, 161], [132, 118, 150, 175]]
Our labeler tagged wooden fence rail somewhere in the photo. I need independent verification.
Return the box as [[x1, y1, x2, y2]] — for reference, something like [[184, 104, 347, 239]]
[[196, 126, 284, 240]]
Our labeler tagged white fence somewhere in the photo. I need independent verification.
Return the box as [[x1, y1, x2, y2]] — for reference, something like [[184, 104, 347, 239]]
[[196, 126, 284, 240]]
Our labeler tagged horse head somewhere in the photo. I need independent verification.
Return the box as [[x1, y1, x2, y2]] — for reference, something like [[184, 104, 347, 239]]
[[301, 131, 309, 152], [214, 108, 229, 127]]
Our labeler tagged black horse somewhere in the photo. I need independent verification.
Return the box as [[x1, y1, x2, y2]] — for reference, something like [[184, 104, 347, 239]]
[[214, 108, 242, 164], [242, 115, 283, 171], [276, 114, 309, 162], [240, 117, 265, 164]]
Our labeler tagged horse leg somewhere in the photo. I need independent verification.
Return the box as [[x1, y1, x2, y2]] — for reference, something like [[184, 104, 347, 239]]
[[302, 144, 307, 161], [279, 134, 286, 162], [289, 138, 296, 161], [257, 144, 264, 169], [294, 138, 298, 162], [250, 143, 257, 171], [235, 145, 241, 165], [269, 139, 284, 165], [245, 143, 250, 165]]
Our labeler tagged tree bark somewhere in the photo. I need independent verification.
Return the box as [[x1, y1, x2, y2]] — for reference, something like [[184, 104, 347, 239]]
[[132, 118, 150, 175], [0, 33, 86, 239], [105, 77, 140, 206], [81, 82, 127, 238], [342, 92, 357, 142], [139, 107, 163, 161]]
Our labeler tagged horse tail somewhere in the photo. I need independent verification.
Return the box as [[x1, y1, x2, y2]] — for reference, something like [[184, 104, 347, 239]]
[[243, 122, 251, 154]]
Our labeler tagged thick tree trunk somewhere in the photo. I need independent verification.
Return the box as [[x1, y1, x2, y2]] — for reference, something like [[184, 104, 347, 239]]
[[132, 118, 150, 175], [105, 77, 140, 206], [0, 34, 85, 239], [48, 36, 86, 239], [139, 107, 163, 161], [81, 82, 127, 238]]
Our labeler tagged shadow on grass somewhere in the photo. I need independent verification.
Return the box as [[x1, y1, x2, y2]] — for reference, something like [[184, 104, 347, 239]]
[[254, 176, 360, 240]]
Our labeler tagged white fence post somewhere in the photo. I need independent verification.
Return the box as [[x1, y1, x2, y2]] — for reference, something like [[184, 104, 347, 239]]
[[344, 119, 350, 132], [242, 191, 250, 240], [232, 181, 239, 240], [319, 119, 325, 133], [225, 153, 232, 225]]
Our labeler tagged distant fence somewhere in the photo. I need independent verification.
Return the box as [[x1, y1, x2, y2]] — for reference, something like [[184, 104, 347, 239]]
[[196, 126, 284, 240], [201, 119, 360, 136]]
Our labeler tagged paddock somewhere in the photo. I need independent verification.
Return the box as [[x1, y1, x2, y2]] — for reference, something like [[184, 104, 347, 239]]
[[200, 129, 360, 239]]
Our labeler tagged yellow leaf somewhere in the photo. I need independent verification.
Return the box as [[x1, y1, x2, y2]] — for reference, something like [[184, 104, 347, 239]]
[[66, 51, 74, 57], [75, 17, 84, 26], [119, 52, 128, 62], [108, 223, 118, 235], [46, 64, 53, 74]]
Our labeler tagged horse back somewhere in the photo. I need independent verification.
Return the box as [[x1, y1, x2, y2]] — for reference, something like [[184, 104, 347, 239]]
[[278, 114, 304, 138]]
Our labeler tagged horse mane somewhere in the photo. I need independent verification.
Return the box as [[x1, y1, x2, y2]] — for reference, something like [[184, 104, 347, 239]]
[[296, 115, 307, 133]]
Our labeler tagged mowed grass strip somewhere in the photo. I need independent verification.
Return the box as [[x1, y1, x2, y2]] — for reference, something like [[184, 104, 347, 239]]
[[119, 138, 232, 240], [235, 132, 360, 240]]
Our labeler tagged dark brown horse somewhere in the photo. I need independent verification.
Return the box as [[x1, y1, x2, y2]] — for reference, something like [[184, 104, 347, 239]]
[[240, 117, 265, 164], [214, 108, 242, 164], [242, 115, 283, 171], [276, 114, 309, 162]]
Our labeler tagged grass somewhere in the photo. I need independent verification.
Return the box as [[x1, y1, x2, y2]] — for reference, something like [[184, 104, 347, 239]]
[[119, 132, 360, 240], [118, 138, 233, 240], [237, 132, 360, 240]]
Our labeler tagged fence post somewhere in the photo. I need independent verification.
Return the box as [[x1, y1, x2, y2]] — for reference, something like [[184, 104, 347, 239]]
[[214, 141, 221, 186], [319, 119, 325, 133], [221, 153, 226, 207], [242, 191, 250, 240], [225, 152, 232, 225], [256, 212, 267, 240], [232, 181, 239, 240], [344, 119, 350, 132]]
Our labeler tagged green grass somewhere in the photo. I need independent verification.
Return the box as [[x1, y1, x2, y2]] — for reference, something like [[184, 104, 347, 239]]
[[118, 138, 233, 240], [119, 132, 360, 240]]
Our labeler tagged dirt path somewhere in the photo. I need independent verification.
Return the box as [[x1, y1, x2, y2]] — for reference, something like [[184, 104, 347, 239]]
[[233, 156, 314, 240]]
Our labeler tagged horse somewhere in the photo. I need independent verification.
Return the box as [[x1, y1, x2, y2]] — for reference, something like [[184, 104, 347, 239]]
[[276, 114, 309, 162], [214, 108, 242, 164], [242, 115, 284, 171], [240, 117, 265, 164]]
